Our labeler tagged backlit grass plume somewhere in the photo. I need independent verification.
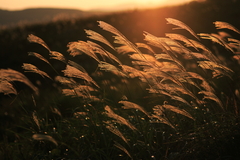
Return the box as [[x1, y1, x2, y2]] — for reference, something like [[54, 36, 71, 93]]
[[0, 68, 38, 95], [166, 18, 200, 40]]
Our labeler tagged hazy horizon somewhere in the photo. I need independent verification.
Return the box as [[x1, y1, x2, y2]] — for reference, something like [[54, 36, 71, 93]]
[[1, 0, 196, 11]]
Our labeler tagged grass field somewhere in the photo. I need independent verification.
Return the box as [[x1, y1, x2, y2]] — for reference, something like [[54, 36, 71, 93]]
[[1, 0, 240, 159]]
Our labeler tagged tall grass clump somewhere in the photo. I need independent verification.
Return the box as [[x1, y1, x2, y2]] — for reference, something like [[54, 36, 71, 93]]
[[1, 18, 240, 159]]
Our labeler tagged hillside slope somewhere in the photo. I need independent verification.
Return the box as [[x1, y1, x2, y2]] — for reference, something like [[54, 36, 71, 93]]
[[0, 8, 105, 28]]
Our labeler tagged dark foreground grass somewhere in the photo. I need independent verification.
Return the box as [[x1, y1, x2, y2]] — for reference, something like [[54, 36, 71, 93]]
[[1, 18, 240, 160]]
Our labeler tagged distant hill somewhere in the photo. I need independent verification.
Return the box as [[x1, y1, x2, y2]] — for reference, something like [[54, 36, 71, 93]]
[[0, 8, 107, 28]]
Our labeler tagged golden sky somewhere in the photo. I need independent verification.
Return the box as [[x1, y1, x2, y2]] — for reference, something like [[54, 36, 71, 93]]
[[1, 0, 194, 11]]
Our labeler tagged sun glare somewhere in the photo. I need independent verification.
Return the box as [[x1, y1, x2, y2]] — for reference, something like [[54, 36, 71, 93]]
[[133, 0, 192, 6], [136, 0, 167, 4], [2, 0, 192, 11]]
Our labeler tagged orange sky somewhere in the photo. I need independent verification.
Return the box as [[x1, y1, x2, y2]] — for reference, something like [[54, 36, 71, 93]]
[[1, 0, 195, 11]]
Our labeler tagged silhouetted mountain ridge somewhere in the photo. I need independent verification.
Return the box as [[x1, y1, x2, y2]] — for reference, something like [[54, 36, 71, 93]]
[[0, 8, 106, 27]]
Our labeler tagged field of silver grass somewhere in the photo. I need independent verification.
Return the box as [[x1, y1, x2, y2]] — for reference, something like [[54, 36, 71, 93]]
[[1, 18, 240, 159]]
